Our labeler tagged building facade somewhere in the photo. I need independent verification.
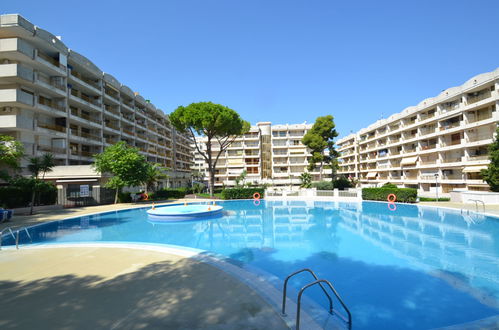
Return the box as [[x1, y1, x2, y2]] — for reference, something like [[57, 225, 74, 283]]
[[337, 68, 499, 195], [0, 14, 192, 186], [193, 122, 332, 187]]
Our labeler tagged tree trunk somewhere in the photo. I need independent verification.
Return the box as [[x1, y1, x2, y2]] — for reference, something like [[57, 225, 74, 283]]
[[29, 190, 35, 215], [319, 160, 323, 181], [206, 139, 214, 197], [210, 170, 215, 197], [114, 188, 119, 204]]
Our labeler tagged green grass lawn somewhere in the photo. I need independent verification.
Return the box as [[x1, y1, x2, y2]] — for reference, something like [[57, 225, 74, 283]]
[[196, 193, 223, 199], [419, 197, 451, 202]]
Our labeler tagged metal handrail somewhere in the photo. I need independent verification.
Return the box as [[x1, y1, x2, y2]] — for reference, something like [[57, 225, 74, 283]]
[[296, 279, 352, 330], [282, 268, 333, 317], [0, 227, 16, 250], [467, 199, 485, 213], [0, 226, 33, 250]]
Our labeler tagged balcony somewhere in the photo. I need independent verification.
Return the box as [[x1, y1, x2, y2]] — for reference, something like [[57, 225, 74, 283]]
[[466, 134, 492, 143], [467, 155, 489, 161], [0, 63, 34, 82], [37, 144, 66, 155], [104, 122, 120, 132], [441, 157, 463, 164], [36, 51, 66, 73], [467, 90, 491, 105], [0, 88, 34, 107], [70, 90, 101, 111], [37, 122, 66, 134], [38, 96, 66, 114], [70, 70, 100, 93]]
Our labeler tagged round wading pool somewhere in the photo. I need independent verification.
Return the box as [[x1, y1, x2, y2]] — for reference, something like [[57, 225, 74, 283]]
[[146, 204, 223, 221]]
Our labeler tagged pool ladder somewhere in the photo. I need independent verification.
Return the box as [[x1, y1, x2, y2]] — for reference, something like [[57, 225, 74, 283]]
[[282, 268, 352, 330], [467, 199, 485, 213], [0, 226, 33, 250]]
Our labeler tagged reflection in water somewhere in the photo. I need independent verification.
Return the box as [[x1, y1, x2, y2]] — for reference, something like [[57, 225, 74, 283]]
[[3, 200, 499, 329]]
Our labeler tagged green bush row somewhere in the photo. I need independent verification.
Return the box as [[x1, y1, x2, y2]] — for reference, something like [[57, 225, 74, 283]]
[[312, 177, 353, 191], [419, 197, 450, 202], [150, 188, 193, 200], [0, 179, 57, 208], [362, 187, 418, 203], [221, 187, 265, 200]]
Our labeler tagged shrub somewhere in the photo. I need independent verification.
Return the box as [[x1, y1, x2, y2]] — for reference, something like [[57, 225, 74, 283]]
[[333, 177, 353, 190], [382, 183, 398, 189], [221, 187, 265, 200], [362, 187, 417, 203], [0, 178, 56, 208], [118, 192, 132, 203], [312, 181, 334, 190], [193, 182, 205, 194], [151, 188, 187, 200]]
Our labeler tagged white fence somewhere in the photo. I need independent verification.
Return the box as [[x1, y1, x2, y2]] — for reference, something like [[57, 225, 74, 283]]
[[266, 188, 362, 201]]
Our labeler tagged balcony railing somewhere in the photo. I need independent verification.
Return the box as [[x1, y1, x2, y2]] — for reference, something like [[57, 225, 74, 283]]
[[467, 91, 491, 105], [37, 145, 66, 154], [468, 155, 489, 161], [37, 122, 66, 133], [37, 51, 66, 71]]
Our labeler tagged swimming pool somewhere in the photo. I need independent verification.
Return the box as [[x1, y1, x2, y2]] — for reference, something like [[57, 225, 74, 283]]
[[3, 200, 499, 329]]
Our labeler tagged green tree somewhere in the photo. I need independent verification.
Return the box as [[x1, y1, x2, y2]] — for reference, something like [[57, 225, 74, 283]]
[[27, 153, 55, 215], [0, 135, 24, 180], [170, 102, 250, 196], [144, 163, 169, 193], [481, 126, 499, 191], [93, 142, 150, 203], [299, 172, 312, 188], [302, 115, 339, 181]]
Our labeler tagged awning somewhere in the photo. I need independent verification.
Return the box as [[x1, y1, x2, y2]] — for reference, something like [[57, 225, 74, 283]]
[[56, 179, 98, 183], [401, 156, 419, 166], [367, 172, 378, 178], [462, 165, 488, 173]]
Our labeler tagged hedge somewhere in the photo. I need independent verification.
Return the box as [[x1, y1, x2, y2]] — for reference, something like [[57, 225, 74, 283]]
[[362, 187, 417, 203], [151, 188, 188, 200], [221, 188, 265, 200], [0, 180, 57, 208]]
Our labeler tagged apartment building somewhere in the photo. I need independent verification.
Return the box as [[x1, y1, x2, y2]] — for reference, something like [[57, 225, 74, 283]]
[[193, 122, 332, 187], [337, 68, 499, 195], [0, 14, 192, 185]]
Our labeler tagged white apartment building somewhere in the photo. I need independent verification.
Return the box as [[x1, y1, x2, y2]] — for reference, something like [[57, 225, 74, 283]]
[[0, 14, 193, 186], [193, 122, 332, 187], [337, 68, 499, 195]]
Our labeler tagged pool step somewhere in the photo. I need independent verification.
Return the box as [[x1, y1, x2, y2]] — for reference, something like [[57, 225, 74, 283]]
[[282, 268, 352, 330]]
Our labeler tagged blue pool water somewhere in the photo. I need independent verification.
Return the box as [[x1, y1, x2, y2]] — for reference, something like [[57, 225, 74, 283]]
[[3, 200, 499, 329]]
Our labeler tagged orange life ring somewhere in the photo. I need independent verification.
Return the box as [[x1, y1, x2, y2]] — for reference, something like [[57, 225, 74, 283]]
[[142, 193, 149, 200], [253, 192, 261, 200], [387, 194, 397, 203], [388, 203, 397, 212]]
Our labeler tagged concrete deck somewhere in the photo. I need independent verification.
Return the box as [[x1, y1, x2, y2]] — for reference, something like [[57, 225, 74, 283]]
[[0, 246, 288, 330], [418, 201, 499, 216]]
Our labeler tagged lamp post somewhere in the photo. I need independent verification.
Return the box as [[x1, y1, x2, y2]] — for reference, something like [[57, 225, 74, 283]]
[[434, 173, 439, 202]]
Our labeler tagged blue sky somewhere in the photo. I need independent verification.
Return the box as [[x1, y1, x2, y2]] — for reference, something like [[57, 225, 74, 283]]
[[3, 0, 499, 138]]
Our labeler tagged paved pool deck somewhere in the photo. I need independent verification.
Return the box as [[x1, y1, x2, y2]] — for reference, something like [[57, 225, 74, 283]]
[[0, 245, 289, 330]]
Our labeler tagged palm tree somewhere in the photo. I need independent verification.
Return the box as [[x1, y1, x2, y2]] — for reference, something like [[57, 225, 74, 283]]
[[144, 164, 169, 194], [28, 154, 55, 214]]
